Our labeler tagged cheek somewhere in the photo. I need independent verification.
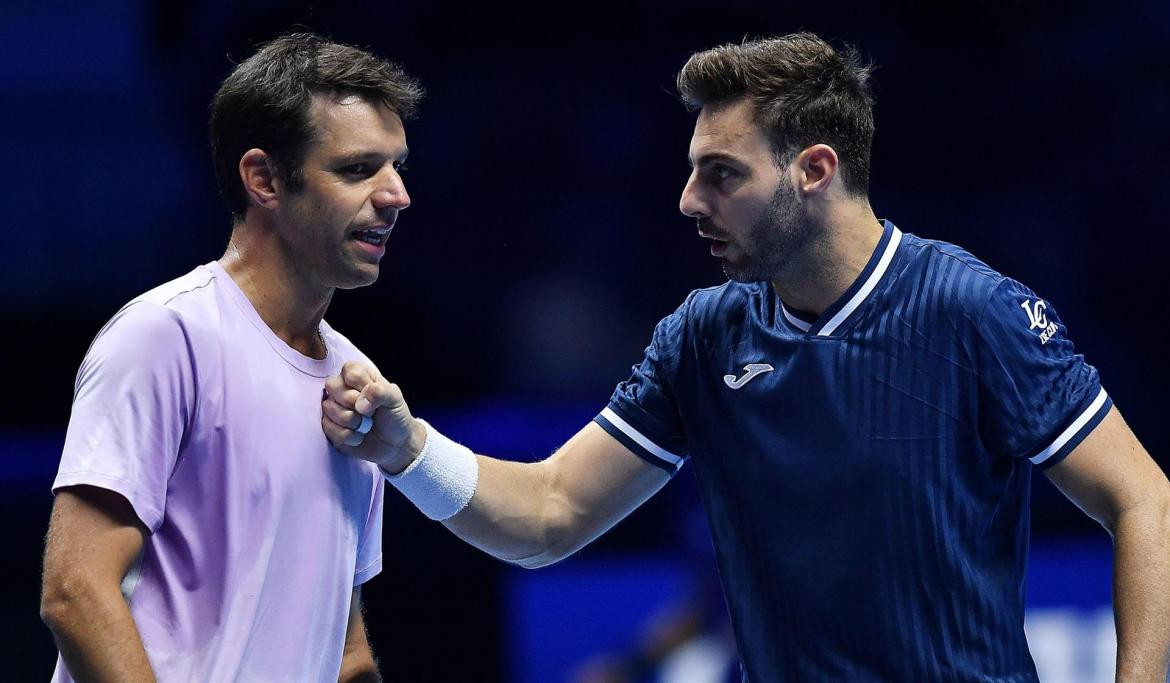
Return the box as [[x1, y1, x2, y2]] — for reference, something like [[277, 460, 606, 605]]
[[324, 189, 367, 219], [727, 192, 773, 227], [301, 192, 355, 226]]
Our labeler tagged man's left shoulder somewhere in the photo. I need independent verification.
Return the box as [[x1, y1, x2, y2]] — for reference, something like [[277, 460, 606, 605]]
[[898, 233, 1009, 319]]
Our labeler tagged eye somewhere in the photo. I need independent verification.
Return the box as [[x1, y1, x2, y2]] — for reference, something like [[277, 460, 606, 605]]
[[340, 163, 372, 177], [393, 161, 409, 173], [701, 164, 739, 186]]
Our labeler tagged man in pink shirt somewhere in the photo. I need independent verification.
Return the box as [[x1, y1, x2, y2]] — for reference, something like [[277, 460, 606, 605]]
[[39, 33, 420, 682]]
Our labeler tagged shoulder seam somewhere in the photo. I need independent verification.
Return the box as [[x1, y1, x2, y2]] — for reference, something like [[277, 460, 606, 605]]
[[910, 240, 1008, 329], [159, 271, 217, 308], [76, 296, 190, 394], [916, 240, 1007, 284]]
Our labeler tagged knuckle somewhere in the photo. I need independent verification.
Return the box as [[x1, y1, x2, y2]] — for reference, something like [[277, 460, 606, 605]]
[[342, 362, 370, 384]]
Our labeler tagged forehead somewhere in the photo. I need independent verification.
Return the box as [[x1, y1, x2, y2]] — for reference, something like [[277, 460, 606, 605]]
[[306, 93, 406, 156], [689, 97, 771, 163]]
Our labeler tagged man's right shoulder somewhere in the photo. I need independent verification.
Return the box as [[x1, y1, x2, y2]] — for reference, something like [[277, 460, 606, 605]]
[[128, 264, 219, 312], [675, 280, 766, 330], [87, 265, 222, 359]]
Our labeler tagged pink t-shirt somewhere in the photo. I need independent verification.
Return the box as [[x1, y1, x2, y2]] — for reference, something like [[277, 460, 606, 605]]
[[52, 262, 385, 682]]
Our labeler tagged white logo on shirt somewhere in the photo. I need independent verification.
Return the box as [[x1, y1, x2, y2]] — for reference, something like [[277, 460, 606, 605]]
[[723, 363, 774, 389], [1021, 299, 1058, 344]]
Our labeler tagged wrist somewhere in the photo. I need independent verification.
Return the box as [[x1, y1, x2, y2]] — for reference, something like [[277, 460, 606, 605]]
[[406, 417, 427, 460], [373, 417, 427, 475], [381, 419, 479, 521]]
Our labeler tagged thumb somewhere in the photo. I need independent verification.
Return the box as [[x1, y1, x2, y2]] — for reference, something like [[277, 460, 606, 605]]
[[354, 375, 401, 416], [354, 384, 378, 416]]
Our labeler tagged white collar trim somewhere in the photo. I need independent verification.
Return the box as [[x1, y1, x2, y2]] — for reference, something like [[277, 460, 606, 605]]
[[818, 227, 903, 336]]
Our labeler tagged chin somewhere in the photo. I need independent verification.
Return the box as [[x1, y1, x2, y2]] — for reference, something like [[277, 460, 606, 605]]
[[337, 266, 381, 290], [720, 257, 751, 282], [722, 259, 771, 284]]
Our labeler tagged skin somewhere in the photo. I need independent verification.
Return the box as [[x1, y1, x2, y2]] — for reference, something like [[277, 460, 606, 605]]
[[40, 486, 154, 682], [223, 93, 411, 357], [681, 98, 882, 313], [41, 93, 406, 681], [323, 96, 1170, 679], [339, 587, 380, 682], [1046, 410, 1170, 681]]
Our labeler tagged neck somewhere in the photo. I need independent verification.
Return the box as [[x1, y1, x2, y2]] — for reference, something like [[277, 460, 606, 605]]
[[771, 200, 882, 316], [219, 216, 333, 359]]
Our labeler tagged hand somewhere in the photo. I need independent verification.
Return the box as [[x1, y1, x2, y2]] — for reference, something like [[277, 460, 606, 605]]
[[321, 361, 427, 474]]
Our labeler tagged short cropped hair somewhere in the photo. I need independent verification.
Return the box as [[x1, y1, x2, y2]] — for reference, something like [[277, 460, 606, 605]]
[[677, 32, 874, 196], [210, 33, 424, 220]]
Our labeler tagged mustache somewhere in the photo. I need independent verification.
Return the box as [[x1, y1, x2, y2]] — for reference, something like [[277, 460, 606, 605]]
[[697, 218, 730, 240]]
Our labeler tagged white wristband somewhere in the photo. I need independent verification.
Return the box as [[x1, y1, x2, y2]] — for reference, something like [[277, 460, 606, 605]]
[[382, 419, 478, 521]]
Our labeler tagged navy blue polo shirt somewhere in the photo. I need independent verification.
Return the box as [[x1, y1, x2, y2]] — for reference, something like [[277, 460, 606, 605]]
[[595, 220, 1110, 681]]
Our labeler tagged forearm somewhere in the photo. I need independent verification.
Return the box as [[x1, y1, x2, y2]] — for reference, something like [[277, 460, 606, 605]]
[[397, 424, 666, 568], [444, 456, 574, 568], [1112, 497, 1170, 681], [322, 374, 667, 568], [338, 649, 380, 683], [42, 583, 155, 682], [346, 410, 567, 561]]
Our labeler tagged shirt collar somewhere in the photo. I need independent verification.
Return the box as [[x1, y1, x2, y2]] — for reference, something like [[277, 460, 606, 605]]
[[777, 219, 904, 337]]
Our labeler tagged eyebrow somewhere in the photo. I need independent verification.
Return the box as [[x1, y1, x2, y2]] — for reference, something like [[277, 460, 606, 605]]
[[332, 148, 410, 165], [687, 151, 743, 168]]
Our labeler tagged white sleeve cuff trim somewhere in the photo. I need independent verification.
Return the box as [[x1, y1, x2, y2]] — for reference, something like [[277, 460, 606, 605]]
[[600, 407, 684, 467], [1029, 387, 1109, 465]]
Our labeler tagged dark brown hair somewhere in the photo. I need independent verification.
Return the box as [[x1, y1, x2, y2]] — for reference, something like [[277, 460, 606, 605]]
[[210, 33, 424, 220], [677, 32, 874, 196]]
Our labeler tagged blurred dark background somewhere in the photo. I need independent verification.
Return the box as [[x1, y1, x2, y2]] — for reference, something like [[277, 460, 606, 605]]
[[3, 0, 1167, 680]]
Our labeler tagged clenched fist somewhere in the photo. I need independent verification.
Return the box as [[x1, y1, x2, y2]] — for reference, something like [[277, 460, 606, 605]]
[[321, 361, 427, 474]]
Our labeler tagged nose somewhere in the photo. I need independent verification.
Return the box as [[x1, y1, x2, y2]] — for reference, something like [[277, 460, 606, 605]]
[[371, 167, 411, 213], [679, 171, 709, 219]]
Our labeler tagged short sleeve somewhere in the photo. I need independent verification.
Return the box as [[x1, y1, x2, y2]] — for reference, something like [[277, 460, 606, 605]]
[[594, 299, 691, 474], [973, 278, 1111, 469], [54, 302, 197, 531], [353, 475, 384, 586]]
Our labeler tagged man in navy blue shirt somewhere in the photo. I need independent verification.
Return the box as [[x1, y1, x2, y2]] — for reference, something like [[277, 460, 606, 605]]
[[322, 32, 1170, 681]]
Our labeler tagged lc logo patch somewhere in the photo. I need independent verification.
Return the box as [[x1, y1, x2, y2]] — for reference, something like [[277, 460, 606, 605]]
[[1021, 299, 1058, 344]]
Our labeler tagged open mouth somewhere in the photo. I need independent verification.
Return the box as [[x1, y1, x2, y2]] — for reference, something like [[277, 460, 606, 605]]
[[699, 230, 730, 256], [351, 227, 391, 246]]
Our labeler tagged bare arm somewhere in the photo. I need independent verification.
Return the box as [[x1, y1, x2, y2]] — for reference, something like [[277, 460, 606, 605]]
[[41, 485, 155, 682], [322, 363, 671, 568], [1045, 406, 1170, 682], [338, 587, 379, 683], [446, 423, 669, 567]]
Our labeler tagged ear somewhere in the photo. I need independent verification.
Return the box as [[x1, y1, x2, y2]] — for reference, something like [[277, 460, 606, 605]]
[[238, 149, 280, 211], [795, 144, 839, 197]]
